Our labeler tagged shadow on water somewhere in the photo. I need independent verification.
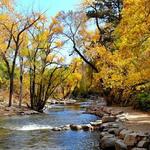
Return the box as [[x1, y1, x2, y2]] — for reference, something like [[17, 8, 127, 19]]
[[0, 102, 101, 150]]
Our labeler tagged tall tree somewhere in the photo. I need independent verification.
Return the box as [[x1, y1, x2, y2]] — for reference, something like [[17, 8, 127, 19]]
[[0, 11, 41, 106], [83, 0, 123, 50]]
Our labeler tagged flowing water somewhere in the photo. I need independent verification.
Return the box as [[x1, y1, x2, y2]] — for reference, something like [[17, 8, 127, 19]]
[[0, 102, 100, 150]]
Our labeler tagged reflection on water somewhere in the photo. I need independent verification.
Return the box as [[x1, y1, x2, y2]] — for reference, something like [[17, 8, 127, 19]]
[[0, 103, 100, 150]]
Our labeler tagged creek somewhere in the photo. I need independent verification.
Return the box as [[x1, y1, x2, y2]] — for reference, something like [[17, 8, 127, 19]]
[[0, 101, 100, 150]]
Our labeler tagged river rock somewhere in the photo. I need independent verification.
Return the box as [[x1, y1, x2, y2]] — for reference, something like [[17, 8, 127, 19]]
[[70, 124, 82, 130], [108, 128, 120, 135], [52, 127, 61, 131], [124, 133, 139, 146], [90, 120, 102, 126], [119, 129, 133, 139], [102, 116, 116, 123], [137, 140, 150, 148], [100, 132, 114, 138], [115, 139, 127, 150], [82, 124, 93, 131], [100, 136, 116, 150], [61, 124, 70, 130]]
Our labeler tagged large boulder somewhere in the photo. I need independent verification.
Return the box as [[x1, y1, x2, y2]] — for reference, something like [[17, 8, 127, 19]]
[[115, 139, 127, 150], [100, 136, 117, 150], [102, 116, 116, 123], [100, 132, 114, 139]]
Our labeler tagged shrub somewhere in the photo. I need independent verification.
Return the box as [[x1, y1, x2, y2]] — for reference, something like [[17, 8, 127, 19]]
[[136, 92, 150, 111]]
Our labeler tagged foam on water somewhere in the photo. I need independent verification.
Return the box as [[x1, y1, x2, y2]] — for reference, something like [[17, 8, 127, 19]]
[[3, 124, 53, 131]]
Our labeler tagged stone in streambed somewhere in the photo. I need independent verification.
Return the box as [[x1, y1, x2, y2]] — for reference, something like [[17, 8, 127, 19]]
[[61, 124, 70, 130], [90, 120, 102, 126], [52, 127, 61, 131], [70, 124, 82, 130], [82, 124, 94, 131]]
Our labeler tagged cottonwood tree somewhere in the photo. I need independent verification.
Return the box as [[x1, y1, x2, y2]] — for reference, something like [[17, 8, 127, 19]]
[[59, 11, 99, 73], [25, 15, 72, 111], [54, 58, 82, 99], [0, 10, 41, 106], [86, 0, 150, 106]]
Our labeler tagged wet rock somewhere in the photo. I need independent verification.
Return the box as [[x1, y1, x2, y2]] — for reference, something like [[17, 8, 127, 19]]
[[115, 139, 127, 150], [82, 124, 93, 131], [70, 124, 82, 130], [102, 116, 116, 123], [100, 136, 116, 150], [52, 127, 61, 131], [61, 124, 70, 130], [90, 120, 102, 126]]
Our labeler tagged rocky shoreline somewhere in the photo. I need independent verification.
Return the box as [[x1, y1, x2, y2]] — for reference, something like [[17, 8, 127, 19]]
[[1, 100, 150, 149], [86, 105, 150, 150]]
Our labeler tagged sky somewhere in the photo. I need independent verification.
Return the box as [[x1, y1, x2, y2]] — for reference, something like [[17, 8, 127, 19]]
[[17, 0, 82, 17], [15, 0, 83, 64]]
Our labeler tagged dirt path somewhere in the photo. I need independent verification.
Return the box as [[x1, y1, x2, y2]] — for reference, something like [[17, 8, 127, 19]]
[[110, 106, 150, 133]]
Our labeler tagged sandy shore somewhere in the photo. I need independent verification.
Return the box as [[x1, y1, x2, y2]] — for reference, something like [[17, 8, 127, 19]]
[[109, 106, 150, 133]]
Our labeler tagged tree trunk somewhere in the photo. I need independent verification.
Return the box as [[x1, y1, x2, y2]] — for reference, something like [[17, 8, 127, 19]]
[[8, 74, 14, 107], [19, 56, 23, 108]]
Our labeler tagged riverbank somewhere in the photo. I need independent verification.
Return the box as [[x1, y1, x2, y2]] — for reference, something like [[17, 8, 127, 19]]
[[0, 104, 39, 116], [86, 105, 150, 149]]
